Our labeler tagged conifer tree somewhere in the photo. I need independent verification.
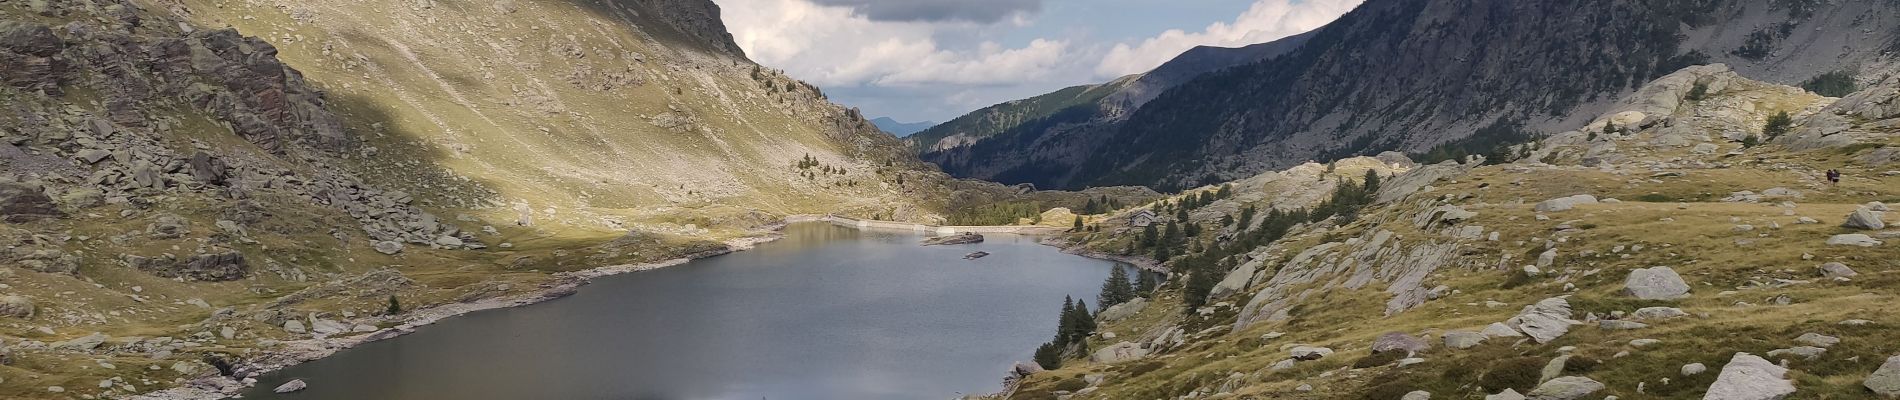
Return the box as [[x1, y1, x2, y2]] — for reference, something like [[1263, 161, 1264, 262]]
[[1072, 215, 1084, 231], [1099, 267, 1135, 308], [1033, 341, 1063, 370], [386, 295, 401, 315], [1056, 296, 1075, 345], [1136, 271, 1157, 293], [1364, 169, 1382, 194]]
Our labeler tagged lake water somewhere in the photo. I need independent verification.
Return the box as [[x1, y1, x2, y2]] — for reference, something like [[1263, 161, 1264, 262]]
[[237, 223, 1128, 400]]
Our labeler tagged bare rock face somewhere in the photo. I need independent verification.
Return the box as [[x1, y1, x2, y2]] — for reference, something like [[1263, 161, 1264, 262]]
[[1866, 355, 1900, 398], [0, 182, 61, 222], [130, 250, 247, 281], [1505, 297, 1578, 343]]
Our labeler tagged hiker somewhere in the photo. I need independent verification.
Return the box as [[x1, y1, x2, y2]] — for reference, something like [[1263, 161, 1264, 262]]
[[1826, 169, 1841, 184]]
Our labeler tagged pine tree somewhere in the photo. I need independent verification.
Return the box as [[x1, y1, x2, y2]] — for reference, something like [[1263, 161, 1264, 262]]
[[1056, 296, 1076, 345], [385, 295, 401, 315], [1140, 225, 1159, 248], [1099, 267, 1135, 308], [1238, 205, 1257, 231], [1217, 183, 1234, 199], [1364, 169, 1382, 194], [1136, 271, 1157, 293], [1033, 341, 1063, 370], [1152, 244, 1171, 262], [1071, 301, 1096, 337], [1072, 215, 1084, 231]]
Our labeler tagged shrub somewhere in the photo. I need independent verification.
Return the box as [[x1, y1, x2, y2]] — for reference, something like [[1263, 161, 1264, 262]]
[[1563, 356, 1601, 374], [1499, 270, 1536, 289], [1686, 81, 1709, 101], [1801, 71, 1856, 97], [1763, 111, 1794, 140], [1353, 350, 1408, 369], [1635, 193, 1674, 202], [1478, 357, 1548, 393]]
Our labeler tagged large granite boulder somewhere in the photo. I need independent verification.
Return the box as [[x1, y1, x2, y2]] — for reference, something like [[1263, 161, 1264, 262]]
[[1844, 208, 1887, 230], [1091, 341, 1150, 364], [1372, 332, 1430, 355], [1623, 266, 1690, 300], [1534, 195, 1598, 212], [1506, 297, 1578, 343], [1706, 352, 1795, 400], [1867, 355, 1900, 398], [1527, 376, 1603, 400]]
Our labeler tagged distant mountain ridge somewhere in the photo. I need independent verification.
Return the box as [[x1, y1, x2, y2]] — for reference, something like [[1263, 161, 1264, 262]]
[[925, 0, 1900, 191], [905, 32, 1316, 155], [871, 117, 935, 137]]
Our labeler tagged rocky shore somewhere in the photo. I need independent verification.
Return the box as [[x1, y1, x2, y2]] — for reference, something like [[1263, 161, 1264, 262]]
[[127, 231, 786, 400]]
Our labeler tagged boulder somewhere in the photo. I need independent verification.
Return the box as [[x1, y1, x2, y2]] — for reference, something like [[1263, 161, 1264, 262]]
[[54, 332, 107, 351], [0, 182, 62, 223], [1817, 262, 1858, 278], [1372, 332, 1430, 355], [920, 232, 984, 246], [1866, 355, 1900, 398], [1870, 202, 1893, 212], [1794, 333, 1840, 348], [1541, 355, 1572, 383], [187, 152, 229, 185], [1705, 353, 1795, 400], [283, 320, 306, 334], [1766, 346, 1826, 360], [1091, 341, 1149, 364], [1487, 388, 1527, 400], [1098, 297, 1148, 322], [374, 241, 404, 255], [1682, 363, 1707, 376], [1289, 346, 1334, 360], [179, 251, 247, 281], [1632, 307, 1688, 320], [1507, 297, 1577, 343], [1010, 361, 1044, 379], [1482, 322, 1524, 338], [1534, 195, 1599, 212], [1527, 376, 1603, 400], [1403, 391, 1432, 400], [273, 379, 307, 393], [0, 295, 34, 318], [1208, 259, 1259, 300], [1828, 234, 1883, 247], [0, 21, 64, 57], [1444, 331, 1487, 349], [1623, 266, 1691, 300], [1843, 208, 1887, 230]]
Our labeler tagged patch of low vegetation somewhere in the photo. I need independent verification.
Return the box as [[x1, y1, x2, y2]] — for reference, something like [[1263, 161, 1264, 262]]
[[1802, 71, 1858, 97]]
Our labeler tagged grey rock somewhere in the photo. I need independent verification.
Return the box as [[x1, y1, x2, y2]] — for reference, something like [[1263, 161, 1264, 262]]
[[920, 232, 984, 246], [1402, 390, 1432, 400], [374, 241, 404, 255], [1091, 341, 1149, 364], [273, 379, 306, 393], [1682, 363, 1707, 376], [1705, 353, 1795, 400], [1844, 208, 1887, 230], [1444, 331, 1487, 349], [0, 295, 35, 318], [1534, 195, 1598, 212], [1372, 332, 1430, 355], [1766, 346, 1826, 360], [283, 320, 306, 334], [1098, 297, 1148, 322], [1632, 307, 1688, 320], [1527, 376, 1603, 400], [1486, 388, 1527, 400], [1507, 297, 1577, 343], [1208, 258, 1259, 300], [0, 182, 62, 223], [1289, 346, 1334, 360], [1827, 234, 1883, 247], [1865, 355, 1900, 398], [1540, 355, 1572, 383], [1795, 333, 1840, 348], [54, 332, 107, 351], [1817, 262, 1858, 278], [1623, 266, 1691, 300], [1482, 322, 1525, 338]]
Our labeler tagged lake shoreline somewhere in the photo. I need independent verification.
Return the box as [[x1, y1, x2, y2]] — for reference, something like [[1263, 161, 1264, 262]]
[[134, 224, 795, 400], [135, 217, 1087, 400]]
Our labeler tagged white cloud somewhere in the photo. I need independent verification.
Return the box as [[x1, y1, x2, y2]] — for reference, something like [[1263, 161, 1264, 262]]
[[719, 0, 1076, 88], [1094, 0, 1363, 77]]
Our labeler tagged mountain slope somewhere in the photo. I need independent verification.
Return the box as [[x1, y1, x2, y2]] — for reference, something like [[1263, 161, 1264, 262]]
[[909, 31, 1315, 156], [0, 0, 988, 398], [871, 117, 934, 137], [930, 0, 1900, 191], [1008, 63, 1900, 399]]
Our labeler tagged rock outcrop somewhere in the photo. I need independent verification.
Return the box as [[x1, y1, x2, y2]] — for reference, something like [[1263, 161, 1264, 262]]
[[1705, 353, 1796, 400], [1623, 267, 1691, 300]]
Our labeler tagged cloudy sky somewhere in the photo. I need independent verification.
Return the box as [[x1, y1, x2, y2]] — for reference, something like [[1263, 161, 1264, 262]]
[[712, 0, 1363, 123]]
